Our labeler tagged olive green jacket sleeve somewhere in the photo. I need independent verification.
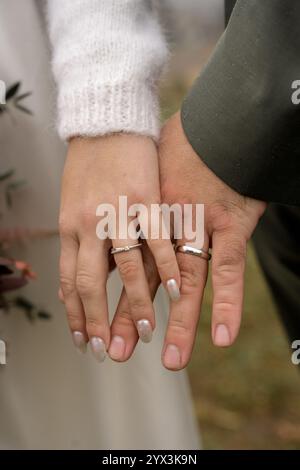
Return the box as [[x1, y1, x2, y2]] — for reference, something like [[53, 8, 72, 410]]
[[181, 0, 300, 205]]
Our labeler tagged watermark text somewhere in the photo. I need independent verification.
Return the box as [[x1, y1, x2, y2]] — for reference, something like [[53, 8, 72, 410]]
[[291, 340, 300, 365], [0, 339, 6, 365], [96, 196, 204, 247], [0, 80, 6, 105]]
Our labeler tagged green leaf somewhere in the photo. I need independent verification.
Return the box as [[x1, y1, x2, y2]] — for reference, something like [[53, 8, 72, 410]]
[[15, 92, 32, 102], [37, 311, 51, 320], [6, 82, 21, 101], [0, 169, 15, 182], [15, 103, 33, 115], [24, 309, 35, 323], [6, 179, 26, 191], [5, 190, 12, 208], [14, 296, 34, 311]]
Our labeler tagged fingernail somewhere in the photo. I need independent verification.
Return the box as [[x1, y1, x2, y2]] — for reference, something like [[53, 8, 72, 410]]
[[136, 319, 153, 343], [72, 331, 87, 354], [214, 324, 231, 347], [166, 279, 180, 302], [109, 335, 126, 361], [90, 337, 107, 362], [163, 344, 181, 369]]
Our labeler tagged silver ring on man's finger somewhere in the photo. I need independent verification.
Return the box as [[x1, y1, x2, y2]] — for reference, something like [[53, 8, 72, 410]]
[[175, 244, 211, 261]]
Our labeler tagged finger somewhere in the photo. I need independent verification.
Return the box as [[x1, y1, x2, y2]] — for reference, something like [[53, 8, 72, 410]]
[[109, 288, 138, 362], [211, 230, 247, 347], [109, 247, 160, 361], [112, 238, 155, 343], [59, 233, 87, 354], [140, 206, 181, 302], [76, 237, 110, 362], [162, 239, 209, 371], [147, 238, 181, 301]]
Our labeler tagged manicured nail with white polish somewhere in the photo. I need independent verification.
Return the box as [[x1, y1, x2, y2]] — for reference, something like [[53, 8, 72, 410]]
[[136, 319, 153, 343], [166, 279, 180, 302], [163, 344, 181, 370], [214, 324, 231, 347], [90, 337, 107, 362], [109, 335, 126, 361], [72, 331, 87, 354]]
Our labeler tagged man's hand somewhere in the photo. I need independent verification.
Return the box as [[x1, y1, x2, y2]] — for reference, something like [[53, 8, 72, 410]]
[[158, 112, 266, 370]]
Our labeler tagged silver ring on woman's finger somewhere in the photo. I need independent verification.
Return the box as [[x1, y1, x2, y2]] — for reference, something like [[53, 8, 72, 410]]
[[175, 244, 211, 261], [110, 242, 143, 255]]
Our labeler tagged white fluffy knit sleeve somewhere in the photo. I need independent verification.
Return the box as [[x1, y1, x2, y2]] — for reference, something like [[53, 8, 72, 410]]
[[46, 0, 168, 141]]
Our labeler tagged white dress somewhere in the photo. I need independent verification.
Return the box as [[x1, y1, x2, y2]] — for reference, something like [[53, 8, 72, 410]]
[[0, 0, 200, 449]]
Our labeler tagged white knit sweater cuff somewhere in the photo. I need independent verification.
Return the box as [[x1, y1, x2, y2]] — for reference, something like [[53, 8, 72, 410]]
[[47, 0, 168, 142], [57, 82, 160, 141]]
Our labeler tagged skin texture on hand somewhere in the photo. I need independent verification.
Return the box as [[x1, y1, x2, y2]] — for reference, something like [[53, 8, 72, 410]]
[[158, 112, 266, 370], [59, 133, 180, 362]]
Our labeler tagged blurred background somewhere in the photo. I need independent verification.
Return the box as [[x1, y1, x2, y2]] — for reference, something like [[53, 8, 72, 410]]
[[160, 0, 300, 450]]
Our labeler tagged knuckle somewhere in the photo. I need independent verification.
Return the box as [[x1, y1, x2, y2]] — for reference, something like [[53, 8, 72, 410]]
[[213, 267, 241, 289], [79, 209, 97, 231], [156, 256, 176, 276], [148, 241, 176, 271], [168, 318, 191, 337], [85, 318, 109, 341], [179, 260, 202, 293], [117, 257, 139, 281], [216, 242, 246, 271], [60, 275, 76, 297], [180, 270, 199, 293], [214, 300, 237, 314], [115, 309, 134, 328], [85, 317, 108, 339], [129, 297, 154, 321], [66, 311, 85, 330], [85, 316, 102, 329], [213, 266, 240, 288], [130, 296, 149, 313], [160, 182, 174, 204], [59, 216, 74, 237], [209, 201, 241, 231], [76, 271, 98, 297], [127, 189, 148, 205]]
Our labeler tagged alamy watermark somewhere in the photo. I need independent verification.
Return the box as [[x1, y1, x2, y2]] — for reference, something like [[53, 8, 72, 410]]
[[0, 80, 6, 105], [96, 196, 205, 247], [0, 339, 6, 365], [291, 80, 300, 105], [291, 340, 300, 366]]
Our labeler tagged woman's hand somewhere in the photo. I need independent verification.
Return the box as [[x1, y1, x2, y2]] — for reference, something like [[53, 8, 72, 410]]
[[59, 134, 180, 361]]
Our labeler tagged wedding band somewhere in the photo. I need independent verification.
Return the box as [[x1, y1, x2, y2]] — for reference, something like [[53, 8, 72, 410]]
[[110, 242, 142, 255], [175, 244, 211, 261]]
